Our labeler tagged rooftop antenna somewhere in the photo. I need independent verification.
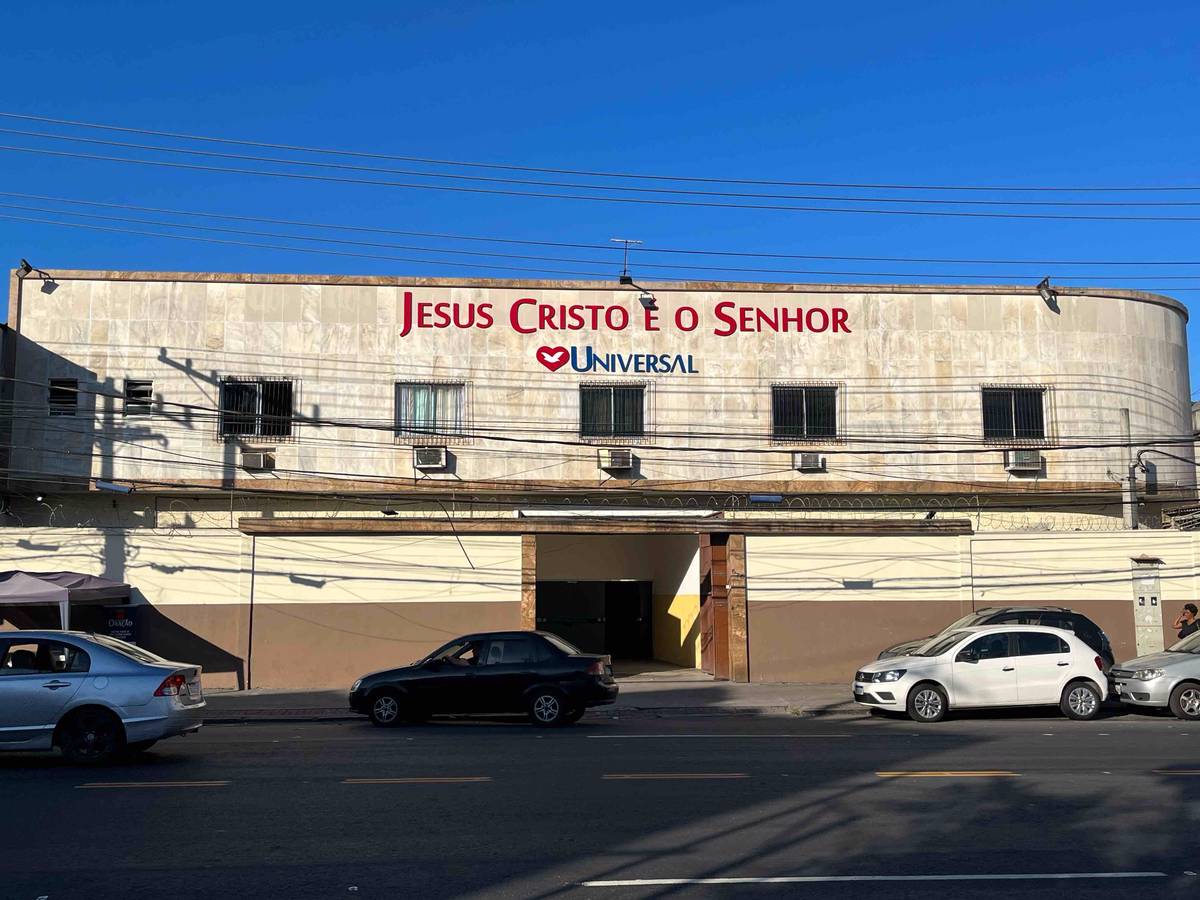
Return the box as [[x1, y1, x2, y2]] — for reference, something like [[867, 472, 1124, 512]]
[[610, 238, 642, 285]]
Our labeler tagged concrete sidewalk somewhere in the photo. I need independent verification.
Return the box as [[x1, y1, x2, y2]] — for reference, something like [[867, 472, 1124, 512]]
[[201, 679, 860, 723]]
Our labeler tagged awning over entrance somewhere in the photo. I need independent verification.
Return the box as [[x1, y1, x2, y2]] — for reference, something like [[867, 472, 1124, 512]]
[[0, 571, 131, 629]]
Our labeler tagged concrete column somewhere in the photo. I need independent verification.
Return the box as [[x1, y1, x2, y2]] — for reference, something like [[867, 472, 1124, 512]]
[[727, 533, 749, 683], [520, 534, 537, 630]]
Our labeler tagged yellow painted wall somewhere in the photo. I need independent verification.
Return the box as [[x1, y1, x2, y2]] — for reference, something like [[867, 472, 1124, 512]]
[[652, 592, 701, 667]]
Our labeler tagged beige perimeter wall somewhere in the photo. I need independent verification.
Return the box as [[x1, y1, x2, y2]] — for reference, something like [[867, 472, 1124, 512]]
[[0, 529, 522, 689], [745, 532, 1200, 683]]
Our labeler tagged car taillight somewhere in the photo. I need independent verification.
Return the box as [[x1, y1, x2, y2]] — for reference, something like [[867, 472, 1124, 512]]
[[1094, 656, 1104, 672], [155, 673, 187, 696], [586, 660, 605, 676]]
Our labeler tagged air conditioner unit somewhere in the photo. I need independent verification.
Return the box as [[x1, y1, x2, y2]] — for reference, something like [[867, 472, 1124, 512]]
[[1004, 449, 1042, 474], [599, 448, 635, 471], [241, 450, 275, 471], [413, 446, 449, 470], [793, 452, 826, 473]]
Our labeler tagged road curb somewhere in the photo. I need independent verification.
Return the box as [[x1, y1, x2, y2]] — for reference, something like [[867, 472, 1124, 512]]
[[202, 704, 866, 724]]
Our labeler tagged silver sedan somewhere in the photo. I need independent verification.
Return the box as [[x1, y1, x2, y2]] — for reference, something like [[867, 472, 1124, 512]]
[[0, 630, 205, 762], [1112, 630, 1200, 720]]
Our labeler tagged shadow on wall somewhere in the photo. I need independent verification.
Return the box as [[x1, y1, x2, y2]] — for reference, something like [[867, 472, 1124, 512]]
[[134, 602, 246, 690]]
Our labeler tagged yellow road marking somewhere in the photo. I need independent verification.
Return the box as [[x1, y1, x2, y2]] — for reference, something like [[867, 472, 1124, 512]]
[[876, 771, 1019, 778], [602, 773, 749, 780], [77, 780, 230, 789], [343, 776, 492, 784]]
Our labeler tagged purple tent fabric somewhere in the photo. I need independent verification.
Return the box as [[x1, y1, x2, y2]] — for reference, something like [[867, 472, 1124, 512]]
[[0, 571, 130, 605]]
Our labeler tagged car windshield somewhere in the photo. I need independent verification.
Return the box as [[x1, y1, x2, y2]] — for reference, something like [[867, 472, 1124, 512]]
[[87, 634, 170, 664], [541, 633, 582, 656], [1168, 632, 1200, 654], [939, 612, 989, 634], [914, 631, 971, 657]]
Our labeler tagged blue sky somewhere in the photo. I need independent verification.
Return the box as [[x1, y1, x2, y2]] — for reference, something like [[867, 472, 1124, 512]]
[[3, 1, 1200, 387]]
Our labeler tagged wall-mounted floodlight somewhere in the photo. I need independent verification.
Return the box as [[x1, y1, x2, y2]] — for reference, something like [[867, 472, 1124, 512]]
[[638, 291, 657, 311], [15, 258, 58, 294], [1036, 277, 1059, 312], [95, 480, 134, 494]]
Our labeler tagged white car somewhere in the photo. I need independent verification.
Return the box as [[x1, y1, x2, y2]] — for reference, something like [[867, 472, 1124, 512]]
[[852, 624, 1109, 722]]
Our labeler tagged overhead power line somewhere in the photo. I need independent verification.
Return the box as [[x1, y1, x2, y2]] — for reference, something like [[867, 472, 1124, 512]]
[[10, 201, 1200, 282], [9, 143, 1200, 222], [8, 126, 1200, 210], [8, 210, 1200, 290], [3, 110, 1199, 194], [8, 191, 1200, 266]]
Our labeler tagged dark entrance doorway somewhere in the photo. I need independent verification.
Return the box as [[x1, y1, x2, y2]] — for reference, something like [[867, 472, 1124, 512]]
[[535, 581, 653, 659]]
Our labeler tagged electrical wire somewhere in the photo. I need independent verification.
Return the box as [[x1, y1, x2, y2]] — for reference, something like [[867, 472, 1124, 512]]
[[4, 111, 1200, 193], [10, 143, 1200, 222], [12, 200, 1200, 282], [9, 126, 1200, 210], [9, 190, 1200, 266]]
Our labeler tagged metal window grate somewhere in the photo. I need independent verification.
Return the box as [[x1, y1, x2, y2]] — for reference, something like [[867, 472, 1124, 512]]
[[123, 379, 153, 416], [218, 377, 294, 438], [772, 386, 837, 440], [982, 387, 1046, 440], [48, 379, 77, 417], [580, 385, 645, 438]]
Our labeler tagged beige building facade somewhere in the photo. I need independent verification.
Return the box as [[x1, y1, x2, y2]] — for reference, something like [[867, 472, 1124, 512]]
[[0, 270, 1195, 687]]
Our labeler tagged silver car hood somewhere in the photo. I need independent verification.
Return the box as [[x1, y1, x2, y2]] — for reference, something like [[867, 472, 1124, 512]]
[[1117, 650, 1197, 670]]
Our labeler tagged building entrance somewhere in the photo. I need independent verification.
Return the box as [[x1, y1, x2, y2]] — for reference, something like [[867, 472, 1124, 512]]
[[535, 581, 652, 658], [533, 533, 702, 669]]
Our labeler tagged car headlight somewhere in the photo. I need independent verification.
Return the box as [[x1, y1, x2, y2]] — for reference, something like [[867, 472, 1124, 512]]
[[1132, 668, 1164, 681], [351, 679, 363, 692], [880, 669, 907, 682]]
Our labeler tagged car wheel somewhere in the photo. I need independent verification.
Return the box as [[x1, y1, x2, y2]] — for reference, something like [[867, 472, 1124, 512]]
[[528, 690, 567, 727], [1169, 683, 1200, 720], [906, 684, 947, 723], [368, 690, 404, 727], [1061, 681, 1102, 720], [59, 708, 125, 764]]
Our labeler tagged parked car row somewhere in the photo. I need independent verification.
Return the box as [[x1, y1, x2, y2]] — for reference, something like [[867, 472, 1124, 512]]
[[854, 606, 1200, 722]]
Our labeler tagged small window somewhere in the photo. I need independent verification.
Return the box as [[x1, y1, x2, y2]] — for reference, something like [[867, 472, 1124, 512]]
[[982, 387, 1045, 440], [961, 633, 1012, 660], [772, 385, 837, 440], [480, 638, 538, 666], [218, 377, 294, 438], [1016, 632, 1069, 656], [395, 382, 465, 438], [123, 379, 154, 416], [48, 378, 77, 416], [580, 385, 644, 438]]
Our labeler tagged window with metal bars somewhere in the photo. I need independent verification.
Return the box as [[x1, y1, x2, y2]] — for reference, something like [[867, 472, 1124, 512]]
[[982, 387, 1046, 440], [48, 379, 77, 417], [218, 377, 294, 438], [772, 385, 838, 440], [580, 385, 645, 438], [123, 379, 153, 416], [395, 382, 466, 438]]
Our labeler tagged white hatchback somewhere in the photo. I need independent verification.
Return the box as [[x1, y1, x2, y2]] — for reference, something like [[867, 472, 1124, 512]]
[[852, 625, 1109, 723]]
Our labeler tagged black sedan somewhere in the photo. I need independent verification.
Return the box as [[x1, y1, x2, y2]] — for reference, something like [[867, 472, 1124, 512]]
[[349, 631, 619, 727]]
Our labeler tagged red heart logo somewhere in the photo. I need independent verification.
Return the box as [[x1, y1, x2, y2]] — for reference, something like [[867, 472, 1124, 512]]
[[536, 345, 569, 372]]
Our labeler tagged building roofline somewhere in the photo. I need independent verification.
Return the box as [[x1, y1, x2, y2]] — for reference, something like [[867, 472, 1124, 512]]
[[8, 268, 1188, 323]]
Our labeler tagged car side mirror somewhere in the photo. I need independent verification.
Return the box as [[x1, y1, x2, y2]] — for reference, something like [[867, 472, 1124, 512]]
[[956, 650, 979, 664]]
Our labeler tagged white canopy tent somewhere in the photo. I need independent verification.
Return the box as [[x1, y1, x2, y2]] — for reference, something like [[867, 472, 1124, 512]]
[[0, 571, 131, 629]]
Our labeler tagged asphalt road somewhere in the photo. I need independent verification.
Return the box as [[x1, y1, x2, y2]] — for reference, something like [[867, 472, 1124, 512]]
[[3, 710, 1199, 900]]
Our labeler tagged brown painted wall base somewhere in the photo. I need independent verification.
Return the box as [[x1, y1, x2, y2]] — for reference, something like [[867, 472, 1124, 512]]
[[248, 602, 522, 689], [747, 598, 1143, 683]]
